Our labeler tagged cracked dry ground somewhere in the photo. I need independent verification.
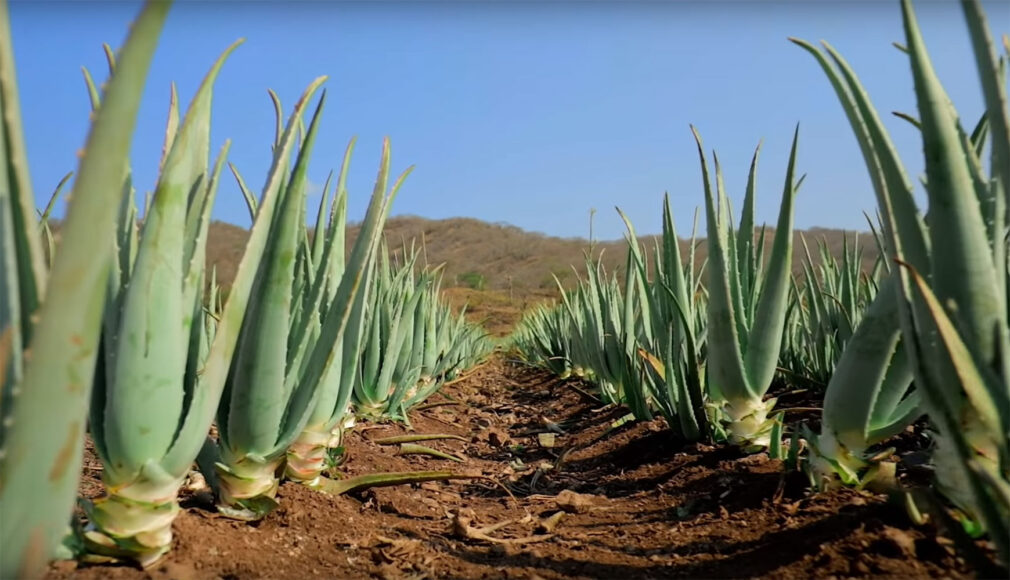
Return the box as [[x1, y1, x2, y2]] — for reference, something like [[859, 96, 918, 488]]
[[48, 358, 975, 580]]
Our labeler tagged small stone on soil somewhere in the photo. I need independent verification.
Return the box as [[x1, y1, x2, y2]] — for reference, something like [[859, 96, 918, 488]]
[[555, 489, 597, 513]]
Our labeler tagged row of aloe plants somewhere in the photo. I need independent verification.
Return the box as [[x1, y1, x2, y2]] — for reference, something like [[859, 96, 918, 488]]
[[779, 231, 884, 389], [352, 241, 493, 423], [513, 121, 801, 451], [512, 0, 1009, 572], [0, 0, 491, 575]]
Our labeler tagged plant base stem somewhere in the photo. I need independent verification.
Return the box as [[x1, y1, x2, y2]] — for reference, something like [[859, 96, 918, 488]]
[[79, 473, 187, 568], [720, 396, 779, 452], [214, 457, 284, 521]]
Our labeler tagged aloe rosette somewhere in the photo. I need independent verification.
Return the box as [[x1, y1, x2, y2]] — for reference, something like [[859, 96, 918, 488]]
[[627, 197, 709, 442], [284, 138, 412, 487], [353, 245, 428, 420], [202, 81, 408, 517], [692, 126, 801, 452], [802, 274, 922, 489], [796, 0, 1010, 558]]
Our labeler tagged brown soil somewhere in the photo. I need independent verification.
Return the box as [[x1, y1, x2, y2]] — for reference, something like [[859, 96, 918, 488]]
[[48, 358, 976, 580]]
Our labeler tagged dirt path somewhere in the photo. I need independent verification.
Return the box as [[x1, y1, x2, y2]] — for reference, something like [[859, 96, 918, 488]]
[[48, 358, 973, 579]]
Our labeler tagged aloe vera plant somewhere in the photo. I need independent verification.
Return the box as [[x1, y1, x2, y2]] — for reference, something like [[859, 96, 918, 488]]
[[892, 0, 1009, 551], [802, 273, 922, 489], [795, 0, 1009, 560], [204, 84, 408, 519], [512, 303, 573, 378], [513, 270, 614, 398], [78, 39, 249, 566], [776, 232, 921, 490], [511, 198, 709, 440], [427, 304, 493, 385], [558, 249, 653, 417], [625, 198, 709, 441], [0, 0, 167, 575], [284, 137, 414, 487], [283, 139, 373, 486], [693, 126, 802, 452], [350, 238, 493, 424], [354, 244, 427, 419], [37, 172, 72, 269], [402, 276, 493, 410]]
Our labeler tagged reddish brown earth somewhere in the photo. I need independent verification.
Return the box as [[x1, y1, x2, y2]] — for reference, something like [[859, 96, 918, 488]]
[[47, 358, 978, 580]]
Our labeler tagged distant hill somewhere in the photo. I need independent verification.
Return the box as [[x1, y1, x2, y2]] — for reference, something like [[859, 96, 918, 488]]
[[208, 215, 882, 296], [204, 215, 881, 336], [44, 215, 882, 337]]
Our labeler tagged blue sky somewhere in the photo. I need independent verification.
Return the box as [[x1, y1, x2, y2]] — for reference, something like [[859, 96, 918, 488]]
[[8, 0, 1010, 241]]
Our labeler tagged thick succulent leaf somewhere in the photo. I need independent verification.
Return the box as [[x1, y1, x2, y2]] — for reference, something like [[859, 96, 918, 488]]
[[613, 219, 651, 417], [38, 171, 72, 226], [714, 160, 748, 345], [318, 252, 372, 430], [903, 259, 1006, 447], [896, 258, 1008, 556], [268, 90, 283, 150], [226, 90, 325, 455], [0, 201, 21, 449], [738, 142, 761, 316], [968, 112, 990, 158], [175, 140, 230, 454], [616, 209, 652, 347], [0, 0, 46, 350], [325, 139, 355, 303], [183, 140, 231, 316], [309, 171, 333, 269], [664, 282, 707, 438], [820, 275, 915, 451], [102, 39, 241, 478], [826, 41, 932, 271], [358, 296, 383, 401], [662, 195, 690, 315], [691, 126, 751, 402], [866, 389, 921, 445], [89, 173, 138, 468], [162, 76, 327, 475], [961, 0, 1010, 216], [744, 125, 800, 396], [789, 38, 930, 272], [36, 177, 65, 269], [0, 2, 168, 575], [961, 0, 1010, 387], [158, 83, 179, 177], [901, 0, 1002, 364], [289, 165, 347, 379]]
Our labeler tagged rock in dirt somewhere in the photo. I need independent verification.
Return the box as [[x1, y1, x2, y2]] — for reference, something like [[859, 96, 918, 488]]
[[880, 526, 917, 558], [480, 427, 512, 448], [556, 489, 598, 513]]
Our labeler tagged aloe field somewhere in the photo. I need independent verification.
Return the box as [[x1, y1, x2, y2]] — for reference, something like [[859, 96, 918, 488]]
[[2, 0, 1009, 578]]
